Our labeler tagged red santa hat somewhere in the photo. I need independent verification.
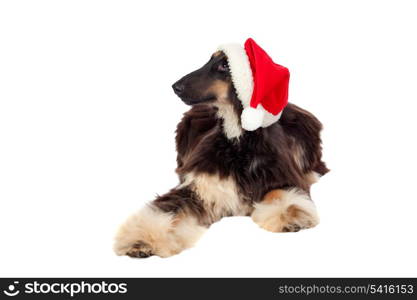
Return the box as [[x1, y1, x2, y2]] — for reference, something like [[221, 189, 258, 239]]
[[217, 38, 290, 131]]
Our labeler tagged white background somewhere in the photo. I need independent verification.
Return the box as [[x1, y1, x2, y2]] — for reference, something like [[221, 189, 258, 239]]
[[1, 0, 416, 277]]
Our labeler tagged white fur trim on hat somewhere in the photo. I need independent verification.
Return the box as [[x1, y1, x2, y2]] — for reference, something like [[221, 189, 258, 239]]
[[240, 105, 282, 131], [241, 106, 264, 131], [217, 43, 253, 107], [217, 43, 282, 131]]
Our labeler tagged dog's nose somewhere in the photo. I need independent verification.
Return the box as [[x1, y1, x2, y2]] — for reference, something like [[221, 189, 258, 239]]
[[172, 82, 184, 95]]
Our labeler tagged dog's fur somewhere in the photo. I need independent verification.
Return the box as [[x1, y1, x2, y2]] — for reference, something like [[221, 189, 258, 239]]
[[114, 51, 329, 258]]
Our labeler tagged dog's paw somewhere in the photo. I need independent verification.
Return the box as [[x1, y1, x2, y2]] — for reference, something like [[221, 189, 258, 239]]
[[252, 188, 319, 233], [125, 241, 154, 258], [114, 205, 207, 258], [280, 204, 318, 232], [113, 205, 175, 258], [114, 238, 153, 258]]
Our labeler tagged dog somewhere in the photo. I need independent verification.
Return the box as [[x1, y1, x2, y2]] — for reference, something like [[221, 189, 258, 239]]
[[114, 45, 329, 258]]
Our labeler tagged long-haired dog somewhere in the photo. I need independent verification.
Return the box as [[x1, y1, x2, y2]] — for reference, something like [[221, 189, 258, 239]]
[[114, 39, 328, 258]]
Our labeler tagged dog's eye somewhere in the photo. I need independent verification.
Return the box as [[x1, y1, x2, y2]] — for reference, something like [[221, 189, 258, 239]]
[[217, 61, 229, 73]]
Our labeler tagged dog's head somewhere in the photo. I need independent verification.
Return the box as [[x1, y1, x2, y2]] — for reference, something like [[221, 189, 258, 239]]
[[172, 51, 242, 112]]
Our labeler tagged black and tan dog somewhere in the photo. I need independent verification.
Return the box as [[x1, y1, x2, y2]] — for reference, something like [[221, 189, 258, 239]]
[[114, 43, 328, 258]]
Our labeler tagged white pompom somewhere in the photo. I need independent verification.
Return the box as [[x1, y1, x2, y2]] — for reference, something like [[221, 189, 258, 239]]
[[241, 106, 264, 131]]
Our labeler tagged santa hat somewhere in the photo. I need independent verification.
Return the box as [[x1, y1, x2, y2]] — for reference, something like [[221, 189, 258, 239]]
[[217, 38, 290, 131]]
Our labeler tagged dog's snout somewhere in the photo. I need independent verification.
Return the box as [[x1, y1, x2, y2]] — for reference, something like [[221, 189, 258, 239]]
[[172, 82, 185, 95]]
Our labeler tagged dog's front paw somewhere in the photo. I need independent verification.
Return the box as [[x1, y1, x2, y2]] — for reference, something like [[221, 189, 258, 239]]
[[114, 236, 154, 258], [125, 241, 154, 258], [280, 204, 318, 232], [252, 188, 319, 233], [114, 239, 154, 258], [114, 205, 207, 258], [114, 205, 184, 258]]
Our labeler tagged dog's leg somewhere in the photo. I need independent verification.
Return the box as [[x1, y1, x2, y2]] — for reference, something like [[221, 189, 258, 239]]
[[251, 188, 319, 232], [114, 189, 207, 258]]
